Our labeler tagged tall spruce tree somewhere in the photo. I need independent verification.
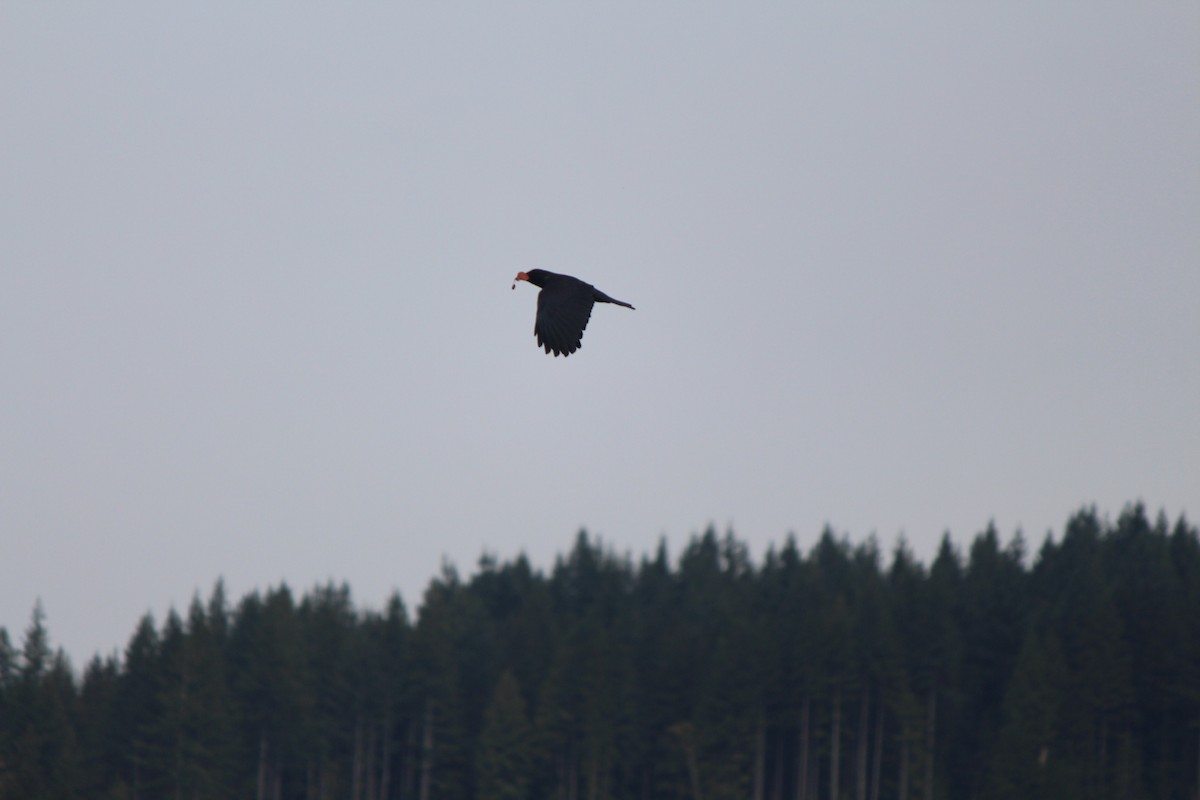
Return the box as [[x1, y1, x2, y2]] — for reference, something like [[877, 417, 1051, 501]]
[[2, 504, 1197, 800], [477, 669, 534, 800], [982, 628, 1070, 800]]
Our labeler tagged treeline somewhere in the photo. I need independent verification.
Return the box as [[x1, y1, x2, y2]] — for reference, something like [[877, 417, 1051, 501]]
[[1, 503, 1198, 800]]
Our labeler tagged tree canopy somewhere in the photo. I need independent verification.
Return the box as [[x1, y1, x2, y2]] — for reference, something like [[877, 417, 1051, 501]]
[[1, 503, 1197, 800]]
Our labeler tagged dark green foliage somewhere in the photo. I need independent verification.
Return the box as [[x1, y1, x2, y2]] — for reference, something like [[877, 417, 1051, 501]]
[[477, 670, 533, 800], [982, 627, 1070, 800], [0, 504, 1198, 800], [1, 605, 80, 799]]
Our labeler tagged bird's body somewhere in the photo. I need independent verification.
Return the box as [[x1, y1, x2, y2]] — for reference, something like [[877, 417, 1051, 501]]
[[512, 269, 634, 357]]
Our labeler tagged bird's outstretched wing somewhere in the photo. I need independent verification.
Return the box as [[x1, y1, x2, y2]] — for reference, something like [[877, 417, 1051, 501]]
[[535, 282, 595, 357]]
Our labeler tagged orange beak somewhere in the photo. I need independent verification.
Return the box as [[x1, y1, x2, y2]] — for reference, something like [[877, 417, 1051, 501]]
[[512, 271, 530, 290]]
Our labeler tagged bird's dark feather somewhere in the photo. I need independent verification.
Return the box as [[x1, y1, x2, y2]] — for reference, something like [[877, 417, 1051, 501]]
[[520, 269, 633, 358], [535, 281, 593, 356]]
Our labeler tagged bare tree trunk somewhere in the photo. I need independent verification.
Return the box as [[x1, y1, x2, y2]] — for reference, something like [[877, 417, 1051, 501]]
[[404, 717, 418, 800], [352, 716, 364, 800], [772, 733, 785, 800], [856, 690, 869, 800], [380, 710, 393, 800], [418, 699, 434, 800], [1191, 720, 1200, 800], [1098, 716, 1108, 798], [1161, 727, 1171, 800], [1117, 729, 1138, 800], [754, 712, 766, 800], [257, 732, 269, 800], [586, 745, 600, 800], [1195, 717, 1200, 800], [367, 722, 379, 800], [672, 723, 703, 800], [923, 690, 935, 800], [898, 732, 909, 800], [869, 700, 883, 800], [797, 696, 810, 800], [569, 742, 580, 800], [830, 688, 842, 800]]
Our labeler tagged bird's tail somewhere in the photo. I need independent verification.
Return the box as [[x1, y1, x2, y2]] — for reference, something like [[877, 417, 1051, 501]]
[[595, 290, 635, 310]]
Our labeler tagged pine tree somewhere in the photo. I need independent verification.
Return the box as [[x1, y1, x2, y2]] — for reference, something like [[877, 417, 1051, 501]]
[[113, 613, 162, 797], [175, 596, 238, 796], [75, 655, 121, 797], [411, 567, 476, 800], [2, 503, 1196, 800], [6, 605, 80, 798], [1168, 516, 1200, 800], [298, 582, 359, 796], [0, 626, 17, 796], [982, 628, 1069, 800], [958, 524, 1028, 797], [477, 670, 534, 800], [227, 585, 309, 799]]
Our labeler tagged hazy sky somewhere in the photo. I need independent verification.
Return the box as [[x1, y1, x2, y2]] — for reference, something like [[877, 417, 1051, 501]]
[[3, 4, 1197, 667]]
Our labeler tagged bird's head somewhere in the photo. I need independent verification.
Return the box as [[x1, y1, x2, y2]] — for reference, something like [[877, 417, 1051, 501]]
[[512, 270, 546, 290]]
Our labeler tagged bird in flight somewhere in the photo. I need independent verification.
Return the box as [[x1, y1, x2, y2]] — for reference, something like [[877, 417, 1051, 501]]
[[512, 269, 635, 357]]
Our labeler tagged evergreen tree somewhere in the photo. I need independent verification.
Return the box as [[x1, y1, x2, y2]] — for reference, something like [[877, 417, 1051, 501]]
[[75, 655, 121, 797], [113, 612, 162, 797], [161, 596, 237, 797], [1, 503, 1196, 800], [298, 582, 359, 795], [631, 537, 694, 799], [6, 605, 80, 798], [982, 628, 1070, 800], [1107, 504, 1185, 797], [227, 586, 309, 798], [1169, 515, 1200, 800], [477, 669, 534, 800], [411, 566, 477, 800], [957, 524, 1028, 797], [0, 626, 17, 796]]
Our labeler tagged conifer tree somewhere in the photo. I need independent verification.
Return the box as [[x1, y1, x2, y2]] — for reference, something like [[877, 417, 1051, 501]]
[[6, 605, 80, 798], [1, 503, 1196, 799], [982, 628, 1069, 800], [477, 669, 533, 800]]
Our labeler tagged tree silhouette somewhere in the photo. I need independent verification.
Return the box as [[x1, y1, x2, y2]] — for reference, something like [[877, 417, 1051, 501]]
[[0, 504, 1196, 800]]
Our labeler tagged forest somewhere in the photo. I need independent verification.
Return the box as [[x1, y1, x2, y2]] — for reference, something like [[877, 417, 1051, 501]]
[[1, 503, 1198, 800]]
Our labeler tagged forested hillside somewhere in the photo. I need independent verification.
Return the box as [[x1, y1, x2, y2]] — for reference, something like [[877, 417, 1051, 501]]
[[2, 504, 1198, 800]]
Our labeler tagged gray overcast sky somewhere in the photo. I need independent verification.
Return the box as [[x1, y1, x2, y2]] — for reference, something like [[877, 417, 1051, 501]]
[[3, 4, 1198, 666]]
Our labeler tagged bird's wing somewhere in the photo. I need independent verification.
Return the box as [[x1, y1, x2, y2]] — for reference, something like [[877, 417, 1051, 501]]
[[535, 283, 595, 357]]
